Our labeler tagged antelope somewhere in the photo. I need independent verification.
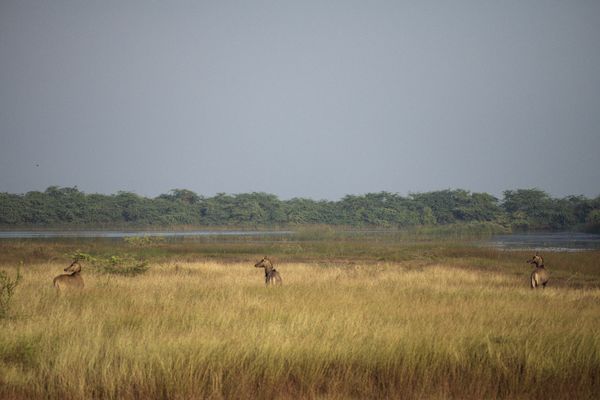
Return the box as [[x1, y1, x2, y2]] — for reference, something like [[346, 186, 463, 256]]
[[254, 256, 283, 286], [527, 253, 549, 289], [53, 260, 84, 291]]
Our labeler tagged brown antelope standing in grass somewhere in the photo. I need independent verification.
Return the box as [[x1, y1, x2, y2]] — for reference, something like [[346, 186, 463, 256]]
[[254, 256, 283, 286], [53, 260, 84, 291], [527, 253, 549, 289]]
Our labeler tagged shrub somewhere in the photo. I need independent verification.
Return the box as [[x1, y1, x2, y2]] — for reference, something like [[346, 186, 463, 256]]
[[67, 251, 150, 276], [0, 263, 22, 319], [100, 255, 150, 276]]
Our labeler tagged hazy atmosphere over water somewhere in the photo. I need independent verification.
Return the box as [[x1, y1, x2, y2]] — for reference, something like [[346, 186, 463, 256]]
[[1, 1, 599, 200]]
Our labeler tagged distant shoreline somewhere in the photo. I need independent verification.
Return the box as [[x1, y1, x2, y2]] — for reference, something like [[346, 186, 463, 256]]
[[0, 229, 293, 239]]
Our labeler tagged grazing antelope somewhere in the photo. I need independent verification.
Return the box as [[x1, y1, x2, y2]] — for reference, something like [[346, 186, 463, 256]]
[[527, 253, 549, 289], [53, 260, 84, 291], [254, 256, 283, 286]]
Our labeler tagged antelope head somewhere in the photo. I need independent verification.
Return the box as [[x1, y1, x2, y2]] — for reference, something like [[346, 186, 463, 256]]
[[526, 253, 544, 268], [254, 256, 272, 269], [65, 260, 82, 273]]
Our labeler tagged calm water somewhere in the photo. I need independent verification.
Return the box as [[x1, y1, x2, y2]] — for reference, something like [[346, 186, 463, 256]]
[[486, 232, 600, 252], [0, 230, 292, 239], [2, 230, 599, 251]]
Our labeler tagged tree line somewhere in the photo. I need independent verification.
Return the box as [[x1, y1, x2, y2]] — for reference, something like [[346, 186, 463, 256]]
[[0, 186, 599, 232]]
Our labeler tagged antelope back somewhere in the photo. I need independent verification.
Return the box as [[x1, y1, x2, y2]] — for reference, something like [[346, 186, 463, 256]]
[[54, 261, 84, 290], [53, 273, 84, 290], [266, 269, 283, 286]]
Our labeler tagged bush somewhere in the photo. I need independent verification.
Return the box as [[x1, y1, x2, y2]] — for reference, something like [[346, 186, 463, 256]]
[[100, 255, 150, 276], [68, 251, 150, 276], [0, 263, 22, 319]]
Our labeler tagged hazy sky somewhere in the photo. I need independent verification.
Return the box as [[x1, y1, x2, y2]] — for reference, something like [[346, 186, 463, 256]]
[[1, 1, 599, 200]]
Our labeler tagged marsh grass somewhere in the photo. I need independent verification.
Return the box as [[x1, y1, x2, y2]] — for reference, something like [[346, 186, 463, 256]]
[[1, 259, 599, 399]]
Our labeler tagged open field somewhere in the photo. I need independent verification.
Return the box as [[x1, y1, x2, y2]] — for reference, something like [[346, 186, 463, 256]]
[[1, 235, 600, 399]]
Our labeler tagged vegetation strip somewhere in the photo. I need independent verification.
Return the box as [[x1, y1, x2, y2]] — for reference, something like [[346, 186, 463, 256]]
[[1, 187, 599, 232]]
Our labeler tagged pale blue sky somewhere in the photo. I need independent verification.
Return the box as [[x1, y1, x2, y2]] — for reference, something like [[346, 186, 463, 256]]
[[1, 1, 599, 199]]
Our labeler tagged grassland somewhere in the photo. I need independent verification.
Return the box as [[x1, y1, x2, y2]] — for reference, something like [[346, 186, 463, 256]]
[[1, 232, 599, 399]]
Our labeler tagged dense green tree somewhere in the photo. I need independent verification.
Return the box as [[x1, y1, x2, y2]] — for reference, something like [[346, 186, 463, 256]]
[[410, 190, 499, 224], [0, 193, 24, 224], [0, 186, 598, 230], [157, 189, 201, 205], [420, 206, 436, 225], [501, 189, 589, 230]]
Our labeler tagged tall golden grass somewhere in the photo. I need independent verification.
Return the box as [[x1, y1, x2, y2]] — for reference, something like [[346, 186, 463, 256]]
[[1, 260, 599, 399]]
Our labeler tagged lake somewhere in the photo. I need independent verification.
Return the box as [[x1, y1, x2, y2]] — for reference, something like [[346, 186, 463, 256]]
[[1, 230, 599, 251], [486, 232, 600, 252]]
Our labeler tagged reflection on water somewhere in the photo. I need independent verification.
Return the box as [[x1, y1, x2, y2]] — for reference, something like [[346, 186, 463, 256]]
[[0, 230, 292, 239], [487, 232, 600, 252]]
